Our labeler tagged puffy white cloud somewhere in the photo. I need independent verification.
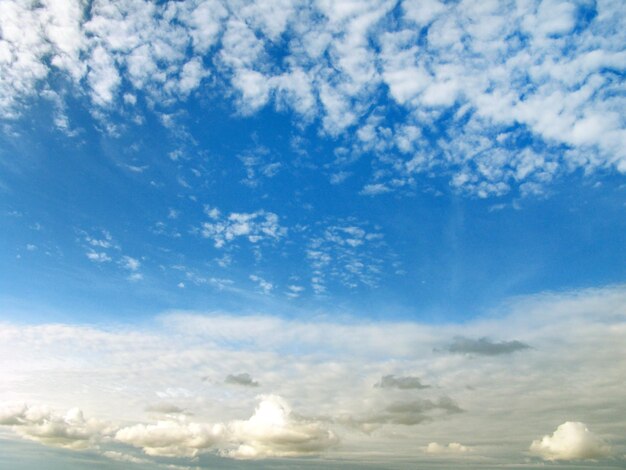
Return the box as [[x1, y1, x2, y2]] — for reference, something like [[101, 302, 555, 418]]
[[530, 421, 611, 461], [0, 404, 108, 450], [225, 395, 338, 459], [115, 419, 224, 458], [114, 395, 338, 459]]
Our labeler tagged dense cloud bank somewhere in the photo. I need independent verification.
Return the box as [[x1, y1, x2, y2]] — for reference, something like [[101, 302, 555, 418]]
[[0, 285, 624, 466]]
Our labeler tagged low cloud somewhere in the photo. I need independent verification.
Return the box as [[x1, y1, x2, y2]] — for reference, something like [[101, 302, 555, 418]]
[[345, 396, 463, 431], [530, 421, 611, 461], [375, 374, 429, 390], [115, 395, 336, 460], [445, 337, 530, 356], [0, 404, 107, 450], [425, 442, 472, 454], [225, 373, 259, 387], [225, 395, 338, 459], [115, 420, 224, 458]]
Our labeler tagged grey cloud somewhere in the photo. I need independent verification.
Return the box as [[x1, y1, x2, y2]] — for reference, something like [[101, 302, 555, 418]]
[[375, 374, 429, 390], [144, 403, 187, 414], [345, 396, 463, 429], [446, 336, 530, 356], [225, 372, 259, 387]]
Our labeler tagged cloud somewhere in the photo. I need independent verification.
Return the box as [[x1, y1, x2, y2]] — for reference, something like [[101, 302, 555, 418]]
[[0, 285, 625, 465], [375, 374, 429, 390], [115, 420, 224, 458], [225, 373, 259, 388], [1, 0, 625, 196], [530, 421, 611, 461], [445, 337, 530, 356], [115, 395, 336, 460], [86, 251, 111, 263], [225, 395, 338, 459], [200, 209, 286, 248], [145, 403, 187, 415], [346, 396, 463, 430], [101, 450, 151, 465], [249, 275, 273, 295], [0, 404, 107, 450], [425, 442, 472, 454], [305, 220, 390, 292], [359, 183, 391, 196], [121, 256, 140, 271]]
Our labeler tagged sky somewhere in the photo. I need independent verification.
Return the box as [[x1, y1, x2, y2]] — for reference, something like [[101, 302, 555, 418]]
[[0, 0, 625, 468]]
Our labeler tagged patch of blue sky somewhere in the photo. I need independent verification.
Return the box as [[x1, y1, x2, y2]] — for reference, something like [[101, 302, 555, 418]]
[[0, 0, 625, 328]]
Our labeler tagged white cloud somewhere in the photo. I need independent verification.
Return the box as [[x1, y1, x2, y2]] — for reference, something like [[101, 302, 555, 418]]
[[226, 395, 338, 459], [1, 0, 625, 196], [360, 183, 391, 196], [305, 221, 389, 292], [0, 404, 108, 450], [115, 420, 224, 458], [114, 395, 338, 459], [86, 251, 111, 263], [121, 256, 141, 271], [425, 441, 471, 454], [530, 421, 611, 461], [249, 275, 273, 294], [200, 209, 286, 248]]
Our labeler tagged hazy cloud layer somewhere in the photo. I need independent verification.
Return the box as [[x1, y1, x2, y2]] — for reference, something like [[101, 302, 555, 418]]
[[0, 285, 625, 466]]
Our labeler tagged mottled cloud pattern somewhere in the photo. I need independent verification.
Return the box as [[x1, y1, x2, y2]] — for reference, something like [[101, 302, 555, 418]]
[[1, 0, 625, 196]]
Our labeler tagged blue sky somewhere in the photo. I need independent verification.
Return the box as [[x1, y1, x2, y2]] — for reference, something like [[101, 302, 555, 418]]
[[1, 0, 625, 467]]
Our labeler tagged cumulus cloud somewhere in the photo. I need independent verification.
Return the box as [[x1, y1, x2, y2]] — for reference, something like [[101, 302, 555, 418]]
[[225, 373, 259, 388], [530, 421, 611, 461], [0, 404, 107, 450], [225, 395, 338, 459], [375, 374, 429, 390], [115, 419, 224, 458], [114, 395, 336, 460], [445, 336, 530, 356]]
